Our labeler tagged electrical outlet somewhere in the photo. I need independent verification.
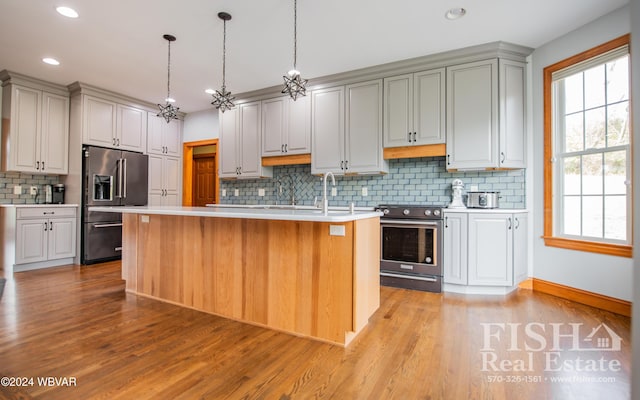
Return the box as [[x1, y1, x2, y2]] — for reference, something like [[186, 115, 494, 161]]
[[361, 187, 368, 196], [331, 187, 337, 197], [258, 188, 265, 197], [222, 189, 227, 197], [30, 186, 38, 195], [13, 185, 22, 195], [234, 189, 239, 197]]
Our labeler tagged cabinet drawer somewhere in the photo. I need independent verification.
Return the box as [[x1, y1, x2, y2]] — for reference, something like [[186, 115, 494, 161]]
[[17, 207, 77, 219]]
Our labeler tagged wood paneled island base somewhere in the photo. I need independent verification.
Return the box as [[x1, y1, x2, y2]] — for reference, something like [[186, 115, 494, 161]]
[[121, 213, 380, 346]]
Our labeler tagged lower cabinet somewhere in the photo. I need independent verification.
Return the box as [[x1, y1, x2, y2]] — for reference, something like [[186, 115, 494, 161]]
[[148, 155, 181, 206], [1, 206, 77, 270], [443, 211, 527, 293]]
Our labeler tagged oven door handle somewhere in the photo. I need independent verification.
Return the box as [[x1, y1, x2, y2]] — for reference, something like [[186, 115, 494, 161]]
[[381, 219, 441, 226], [380, 272, 439, 282]]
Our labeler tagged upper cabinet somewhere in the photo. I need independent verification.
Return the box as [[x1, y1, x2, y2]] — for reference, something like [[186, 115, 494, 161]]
[[262, 95, 311, 157], [147, 112, 182, 157], [219, 102, 273, 179], [312, 79, 387, 175], [383, 68, 446, 148], [0, 71, 70, 174], [82, 95, 146, 152], [446, 58, 526, 170]]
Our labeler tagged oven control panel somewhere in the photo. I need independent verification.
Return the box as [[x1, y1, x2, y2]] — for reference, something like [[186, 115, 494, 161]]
[[376, 205, 443, 220]]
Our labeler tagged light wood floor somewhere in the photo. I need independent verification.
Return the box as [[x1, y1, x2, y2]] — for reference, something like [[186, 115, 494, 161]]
[[0, 262, 631, 400]]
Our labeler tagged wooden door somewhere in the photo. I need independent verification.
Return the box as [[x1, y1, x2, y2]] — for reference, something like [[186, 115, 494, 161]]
[[192, 154, 216, 207]]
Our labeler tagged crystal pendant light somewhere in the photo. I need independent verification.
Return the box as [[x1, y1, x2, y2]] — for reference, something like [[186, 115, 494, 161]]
[[211, 12, 235, 112], [282, 0, 308, 100], [157, 34, 180, 123]]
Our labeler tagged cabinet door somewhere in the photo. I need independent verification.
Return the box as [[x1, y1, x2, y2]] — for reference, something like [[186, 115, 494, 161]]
[[117, 104, 146, 151], [83, 96, 116, 147], [48, 217, 76, 260], [311, 87, 344, 174], [383, 74, 413, 148], [513, 213, 528, 284], [163, 118, 182, 157], [41, 92, 69, 174], [238, 101, 263, 177], [163, 156, 181, 205], [443, 213, 468, 285], [15, 219, 48, 264], [219, 107, 239, 178], [446, 59, 498, 169], [286, 95, 311, 154], [345, 79, 386, 174], [468, 213, 513, 286], [147, 112, 164, 155], [10, 85, 41, 172], [499, 60, 526, 168], [147, 154, 164, 199], [414, 68, 445, 145], [262, 97, 286, 156]]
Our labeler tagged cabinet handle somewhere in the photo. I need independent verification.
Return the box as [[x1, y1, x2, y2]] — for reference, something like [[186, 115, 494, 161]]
[[408, 132, 412, 143], [36, 161, 40, 170], [501, 152, 506, 163], [345, 160, 349, 170], [117, 138, 120, 146], [508, 217, 512, 230], [43, 211, 54, 215], [44, 222, 48, 231], [340, 161, 344, 170], [49, 221, 53, 231], [447, 154, 451, 165], [413, 132, 417, 142], [444, 216, 448, 228], [515, 217, 520, 229], [284, 144, 288, 153], [41, 161, 45, 170], [281, 144, 285, 153]]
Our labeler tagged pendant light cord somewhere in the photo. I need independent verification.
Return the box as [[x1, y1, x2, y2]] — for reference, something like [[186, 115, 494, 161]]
[[166, 39, 171, 100], [222, 18, 227, 90], [293, 0, 297, 71]]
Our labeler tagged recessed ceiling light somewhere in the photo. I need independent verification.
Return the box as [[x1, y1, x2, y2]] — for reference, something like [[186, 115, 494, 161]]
[[445, 7, 466, 20], [205, 89, 215, 95], [56, 6, 79, 18], [42, 57, 60, 66]]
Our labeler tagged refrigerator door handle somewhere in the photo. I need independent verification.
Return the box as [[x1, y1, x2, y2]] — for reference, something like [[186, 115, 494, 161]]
[[115, 159, 123, 198], [122, 158, 128, 199]]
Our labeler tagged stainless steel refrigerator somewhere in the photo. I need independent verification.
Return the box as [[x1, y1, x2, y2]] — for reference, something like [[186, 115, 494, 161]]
[[81, 145, 148, 264]]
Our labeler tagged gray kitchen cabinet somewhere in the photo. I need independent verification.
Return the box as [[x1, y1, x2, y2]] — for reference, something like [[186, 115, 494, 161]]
[[443, 211, 528, 292], [148, 154, 181, 206], [219, 102, 272, 179], [446, 59, 526, 170], [82, 95, 146, 152], [312, 79, 387, 175], [147, 112, 182, 157], [262, 95, 310, 156], [383, 68, 445, 148], [443, 212, 468, 285], [0, 72, 70, 174], [0, 206, 77, 270]]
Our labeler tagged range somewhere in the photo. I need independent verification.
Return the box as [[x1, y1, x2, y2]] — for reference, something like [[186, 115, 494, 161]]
[[376, 205, 443, 293]]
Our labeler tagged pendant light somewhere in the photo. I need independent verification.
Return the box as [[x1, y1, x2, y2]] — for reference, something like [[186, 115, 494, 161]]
[[211, 12, 235, 112], [282, 0, 307, 101], [157, 34, 180, 123]]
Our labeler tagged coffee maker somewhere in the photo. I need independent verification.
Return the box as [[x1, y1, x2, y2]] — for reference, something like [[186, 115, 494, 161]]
[[44, 184, 65, 204]]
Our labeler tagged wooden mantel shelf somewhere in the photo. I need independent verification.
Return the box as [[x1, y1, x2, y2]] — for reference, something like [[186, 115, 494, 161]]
[[121, 213, 380, 346]]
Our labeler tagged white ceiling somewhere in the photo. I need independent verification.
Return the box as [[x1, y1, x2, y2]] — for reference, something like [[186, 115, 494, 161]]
[[0, 0, 629, 113]]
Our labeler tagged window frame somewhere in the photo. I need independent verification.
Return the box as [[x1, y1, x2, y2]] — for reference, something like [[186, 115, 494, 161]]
[[543, 34, 632, 258]]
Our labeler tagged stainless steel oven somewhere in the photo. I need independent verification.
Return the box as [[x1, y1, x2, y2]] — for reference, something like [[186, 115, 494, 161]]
[[377, 205, 443, 292]]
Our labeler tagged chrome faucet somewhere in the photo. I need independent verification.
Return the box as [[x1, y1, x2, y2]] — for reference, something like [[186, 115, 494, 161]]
[[276, 174, 296, 205], [322, 171, 335, 215]]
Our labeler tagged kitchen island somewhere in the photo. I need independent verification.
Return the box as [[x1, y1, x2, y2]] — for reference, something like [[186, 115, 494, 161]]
[[90, 205, 382, 346]]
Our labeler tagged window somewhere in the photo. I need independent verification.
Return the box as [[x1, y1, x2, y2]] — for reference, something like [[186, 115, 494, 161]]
[[543, 35, 632, 257]]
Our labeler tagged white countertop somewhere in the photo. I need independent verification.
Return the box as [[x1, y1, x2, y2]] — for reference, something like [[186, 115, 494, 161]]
[[0, 203, 79, 208], [443, 207, 527, 213], [89, 205, 382, 223]]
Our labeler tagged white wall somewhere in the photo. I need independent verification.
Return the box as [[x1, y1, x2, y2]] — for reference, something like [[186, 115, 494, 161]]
[[630, 0, 639, 397], [183, 108, 219, 143], [530, 5, 633, 301]]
